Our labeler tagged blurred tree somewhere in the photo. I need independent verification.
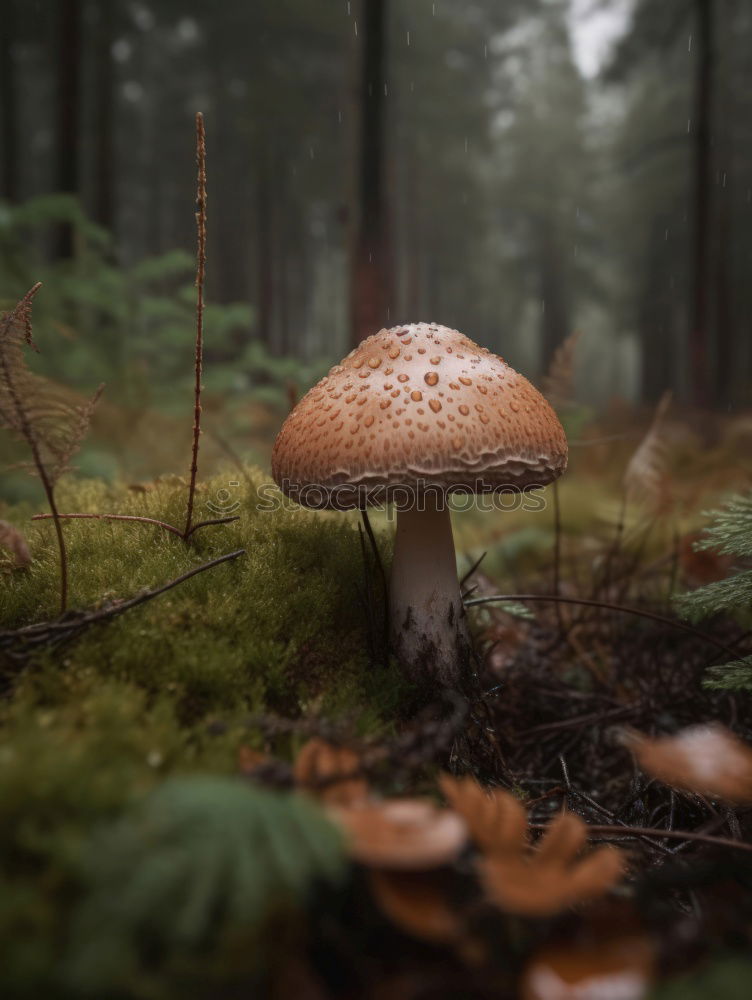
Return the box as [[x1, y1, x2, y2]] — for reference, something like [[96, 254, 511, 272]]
[[54, 0, 82, 259], [0, 0, 19, 202], [350, 0, 392, 345], [492, 2, 590, 369]]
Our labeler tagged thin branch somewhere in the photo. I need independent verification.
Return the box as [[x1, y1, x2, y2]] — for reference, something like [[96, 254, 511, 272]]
[[465, 593, 743, 660], [184, 515, 240, 537], [529, 822, 752, 854], [1, 549, 246, 650], [184, 110, 207, 539], [32, 512, 185, 537], [552, 481, 564, 632]]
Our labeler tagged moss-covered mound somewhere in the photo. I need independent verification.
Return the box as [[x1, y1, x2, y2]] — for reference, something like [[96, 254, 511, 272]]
[[0, 468, 401, 996]]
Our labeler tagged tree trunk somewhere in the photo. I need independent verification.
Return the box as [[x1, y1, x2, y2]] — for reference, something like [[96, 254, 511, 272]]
[[255, 152, 275, 350], [0, 0, 18, 202], [54, 0, 82, 259], [639, 220, 674, 403], [688, 0, 713, 407], [350, 0, 392, 345], [93, 0, 115, 233], [538, 225, 570, 370]]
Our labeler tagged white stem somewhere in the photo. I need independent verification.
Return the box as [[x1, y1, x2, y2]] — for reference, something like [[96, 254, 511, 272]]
[[389, 496, 471, 686]]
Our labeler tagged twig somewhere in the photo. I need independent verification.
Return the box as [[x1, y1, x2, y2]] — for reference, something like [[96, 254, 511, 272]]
[[460, 550, 487, 591], [184, 111, 207, 539], [465, 593, 743, 660], [32, 512, 185, 537], [552, 481, 564, 632], [360, 508, 389, 659], [529, 822, 752, 854], [1, 549, 246, 655]]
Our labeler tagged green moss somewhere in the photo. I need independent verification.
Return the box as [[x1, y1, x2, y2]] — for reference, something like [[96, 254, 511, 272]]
[[0, 467, 399, 995]]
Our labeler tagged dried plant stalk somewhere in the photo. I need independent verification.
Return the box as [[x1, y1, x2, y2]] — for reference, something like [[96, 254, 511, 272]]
[[184, 110, 207, 539]]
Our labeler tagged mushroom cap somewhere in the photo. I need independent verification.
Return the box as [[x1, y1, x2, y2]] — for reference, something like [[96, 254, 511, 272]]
[[272, 322, 567, 509]]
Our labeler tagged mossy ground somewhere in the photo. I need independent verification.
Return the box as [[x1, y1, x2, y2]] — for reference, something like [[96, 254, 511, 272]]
[[0, 467, 410, 994]]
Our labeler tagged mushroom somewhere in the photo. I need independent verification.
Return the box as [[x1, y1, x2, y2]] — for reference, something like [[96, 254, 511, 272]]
[[271, 323, 567, 687]]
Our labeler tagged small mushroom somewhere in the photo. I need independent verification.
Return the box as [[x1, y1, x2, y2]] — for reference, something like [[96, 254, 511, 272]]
[[272, 323, 567, 686]]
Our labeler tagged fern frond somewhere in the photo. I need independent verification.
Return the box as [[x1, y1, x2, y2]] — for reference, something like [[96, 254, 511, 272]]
[[542, 330, 581, 409], [63, 777, 346, 993], [0, 290, 103, 487], [623, 391, 672, 509]]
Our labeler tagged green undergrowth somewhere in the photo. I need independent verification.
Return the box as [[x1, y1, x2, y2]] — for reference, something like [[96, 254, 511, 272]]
[[0, 466, 405, 996]]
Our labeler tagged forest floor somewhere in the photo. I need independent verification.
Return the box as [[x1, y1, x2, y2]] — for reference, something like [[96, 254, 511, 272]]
[[1, 404, 752, 998]]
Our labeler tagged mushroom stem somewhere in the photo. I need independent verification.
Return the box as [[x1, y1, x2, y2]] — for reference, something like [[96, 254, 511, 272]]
[[389, 495, 471, 687]]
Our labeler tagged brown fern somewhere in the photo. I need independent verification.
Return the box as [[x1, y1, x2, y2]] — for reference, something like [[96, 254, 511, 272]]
[[623, 391, 672, 510], [0, 285, 103, 612], [542, 330, 582, 409]]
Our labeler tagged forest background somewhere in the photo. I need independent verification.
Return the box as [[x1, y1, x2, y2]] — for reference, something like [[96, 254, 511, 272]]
[[1, 0, 750, 503]]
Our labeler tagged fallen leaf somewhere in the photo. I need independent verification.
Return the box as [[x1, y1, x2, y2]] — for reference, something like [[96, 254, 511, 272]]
[[0, 520, 31, 568], [625, 724, 752, 804], [441, 776, 624, 916], [440, 775, 528, 856], [369, 869, 462, 944], [330, 799, 467, 870], [294, 738, 369, 807]]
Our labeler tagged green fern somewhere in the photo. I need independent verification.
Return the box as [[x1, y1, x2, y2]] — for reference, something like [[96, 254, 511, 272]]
[[63, 776, 346, 994], [675, 493, 752, 691]]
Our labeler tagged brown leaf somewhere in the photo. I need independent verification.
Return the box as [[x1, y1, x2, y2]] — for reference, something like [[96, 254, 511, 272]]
[[294, 738, 369, 807], [0, 519, 31, 568], [330, 799, 467, 870], [521, 935, 653, 1000], [369, 869, 462, 944], [442, 776, 624, 916], [625, 724, 752, 804], [439, 775, 528, 856]]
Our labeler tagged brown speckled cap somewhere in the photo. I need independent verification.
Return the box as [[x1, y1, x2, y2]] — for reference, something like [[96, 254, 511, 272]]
[[272, 323, 567, 509]]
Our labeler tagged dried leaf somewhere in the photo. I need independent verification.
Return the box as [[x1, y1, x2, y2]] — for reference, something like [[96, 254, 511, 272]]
[[625, 724, 752, 804], [442, 776, 624, 916], [521, 935, 653, 1000], [439, 775, 528, 856], [0, 286, 104, 487], [294, 738, 369, 807], [623, 391, 672, 511], [542, 330, 582, 410], [330, 799, 467, 870], [0, 519, 31, 568], [369, 869, 462, 944]]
